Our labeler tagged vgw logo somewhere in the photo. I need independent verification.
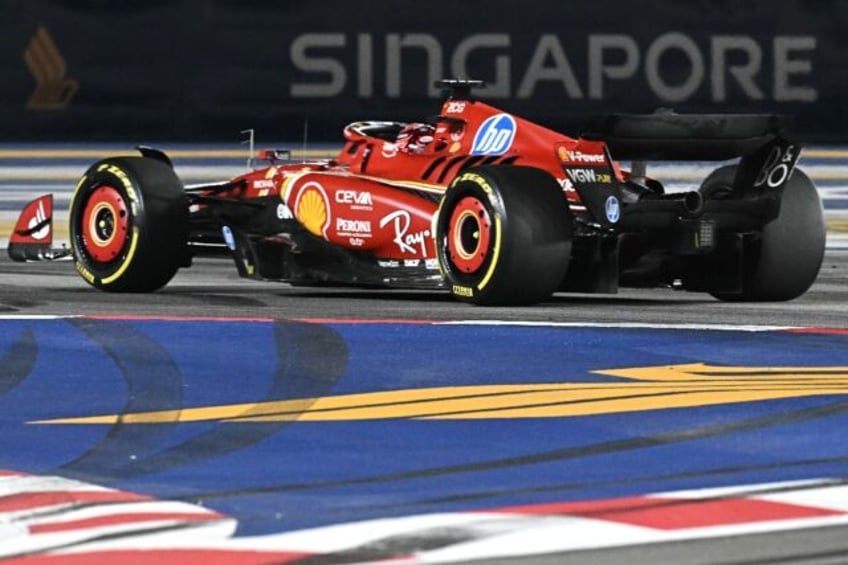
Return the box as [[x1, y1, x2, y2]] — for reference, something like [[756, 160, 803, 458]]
[[471, 113, 516, 155]]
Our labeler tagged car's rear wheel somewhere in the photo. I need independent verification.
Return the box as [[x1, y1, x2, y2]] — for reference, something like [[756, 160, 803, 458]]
[[436, 165, 572, 305], [70, 156, 188, 292], [700, 164, 825, 301]]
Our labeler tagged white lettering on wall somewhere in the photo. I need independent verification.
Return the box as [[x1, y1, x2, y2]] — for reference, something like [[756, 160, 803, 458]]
[[288, 32, 818, 104]]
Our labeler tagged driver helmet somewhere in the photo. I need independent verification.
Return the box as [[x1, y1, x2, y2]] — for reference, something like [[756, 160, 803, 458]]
[[396, 123, 435, 154]]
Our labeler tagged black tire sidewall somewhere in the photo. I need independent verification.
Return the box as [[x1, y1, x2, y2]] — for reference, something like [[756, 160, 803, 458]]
[[753, 167, 825, 299], [437, 166, 572, 305], [436, 170, 507, 302], [70, 157, 186, 292], [700, 165, 825, 301]]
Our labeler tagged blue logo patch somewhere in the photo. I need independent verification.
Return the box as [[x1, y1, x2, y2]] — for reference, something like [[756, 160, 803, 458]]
[[471, 114, 517, 155], [605, 196, 620, 223], [222, 225, 236, 250]]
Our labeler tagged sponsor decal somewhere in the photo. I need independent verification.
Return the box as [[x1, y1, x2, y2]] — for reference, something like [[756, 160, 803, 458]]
[[566, 168, 596, 183], [379, 210, 431, 256], [404, 259, 421, 267], [25, 199, 50, 241], [221, 226, 236, 250], [754, 144, 797, 188], [253, 179, 275, 189], [335, 189, 374, 209], [445, 101, 466, 114], [96, 164, 135, 200], [294, 181, 331, 237], [74, 262, 95, 284], [565, 168, 613, 184], [559, 177, 576, 192], [349, 237, 365, 247], [336, 218, 372, 237], [561, 149, 606, 165], [605, 195, 621, 223], [452, 284, 474, 297], [457, 172, 493, 193], [276, 203, 293, 220], [23, 26, 78, 110], [470, 113, 516, 155]]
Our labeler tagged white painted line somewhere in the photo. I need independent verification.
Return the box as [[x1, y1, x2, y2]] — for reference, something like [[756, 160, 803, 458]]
[[436, 320, 798, 331]]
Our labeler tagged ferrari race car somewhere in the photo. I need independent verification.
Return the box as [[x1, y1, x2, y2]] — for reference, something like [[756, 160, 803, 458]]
[[9, 79, 826, 306]]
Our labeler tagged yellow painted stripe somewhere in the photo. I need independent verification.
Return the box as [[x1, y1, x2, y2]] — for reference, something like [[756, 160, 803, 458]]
[[32, 379, 848, 424], [31, 363, 848, 424], [34, 385, 560, 424], [595, 362, 848, 381], [420, 386, 848, 419]]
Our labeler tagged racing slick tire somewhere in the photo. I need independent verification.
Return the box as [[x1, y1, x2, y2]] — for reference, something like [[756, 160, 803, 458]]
[[436, 165, 573, 306], [69, 156, 188, 292], [699, 164, 825, 301]]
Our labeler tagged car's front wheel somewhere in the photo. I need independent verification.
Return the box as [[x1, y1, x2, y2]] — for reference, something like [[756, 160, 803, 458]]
[[70, 156, 188, 292]]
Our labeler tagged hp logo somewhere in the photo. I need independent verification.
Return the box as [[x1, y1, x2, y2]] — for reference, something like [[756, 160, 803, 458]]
[[471, 114, 517, 155]]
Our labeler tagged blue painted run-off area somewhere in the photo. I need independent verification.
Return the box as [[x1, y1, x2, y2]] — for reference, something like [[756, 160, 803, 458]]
[[0, 318, 847, 535]]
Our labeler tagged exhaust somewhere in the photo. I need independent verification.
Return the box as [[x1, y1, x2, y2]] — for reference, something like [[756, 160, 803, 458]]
[[638, 190, 704, 218]]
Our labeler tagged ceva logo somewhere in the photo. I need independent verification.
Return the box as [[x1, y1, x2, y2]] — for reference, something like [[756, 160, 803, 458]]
[[471, 113, 516, 155]]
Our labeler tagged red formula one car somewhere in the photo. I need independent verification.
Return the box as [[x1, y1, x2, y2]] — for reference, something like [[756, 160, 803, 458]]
[[9, 79, 826, 306]]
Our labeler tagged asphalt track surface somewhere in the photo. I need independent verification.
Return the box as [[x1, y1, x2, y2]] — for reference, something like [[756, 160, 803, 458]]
[[0, 249, 846, 327], [1, 146, 848, 563]]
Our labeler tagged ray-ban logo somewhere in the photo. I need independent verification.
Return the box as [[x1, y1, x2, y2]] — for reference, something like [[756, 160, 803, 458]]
[[23, 26, 79, 110]]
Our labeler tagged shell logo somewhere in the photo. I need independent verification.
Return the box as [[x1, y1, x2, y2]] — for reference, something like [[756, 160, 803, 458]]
[[295, 182, 330, 237]]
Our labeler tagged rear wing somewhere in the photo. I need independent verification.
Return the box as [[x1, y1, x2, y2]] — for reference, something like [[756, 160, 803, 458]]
[[581, 112, 799, 195], [581, 112, 784, 161]]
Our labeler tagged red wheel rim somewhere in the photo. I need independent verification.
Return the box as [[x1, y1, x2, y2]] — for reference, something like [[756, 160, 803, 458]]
[[447, 196, 491, 273], [80, 185, 129, 262]]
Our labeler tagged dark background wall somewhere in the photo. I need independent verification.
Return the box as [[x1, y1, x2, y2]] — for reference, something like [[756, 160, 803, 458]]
[[1, 0, 845, 142]]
